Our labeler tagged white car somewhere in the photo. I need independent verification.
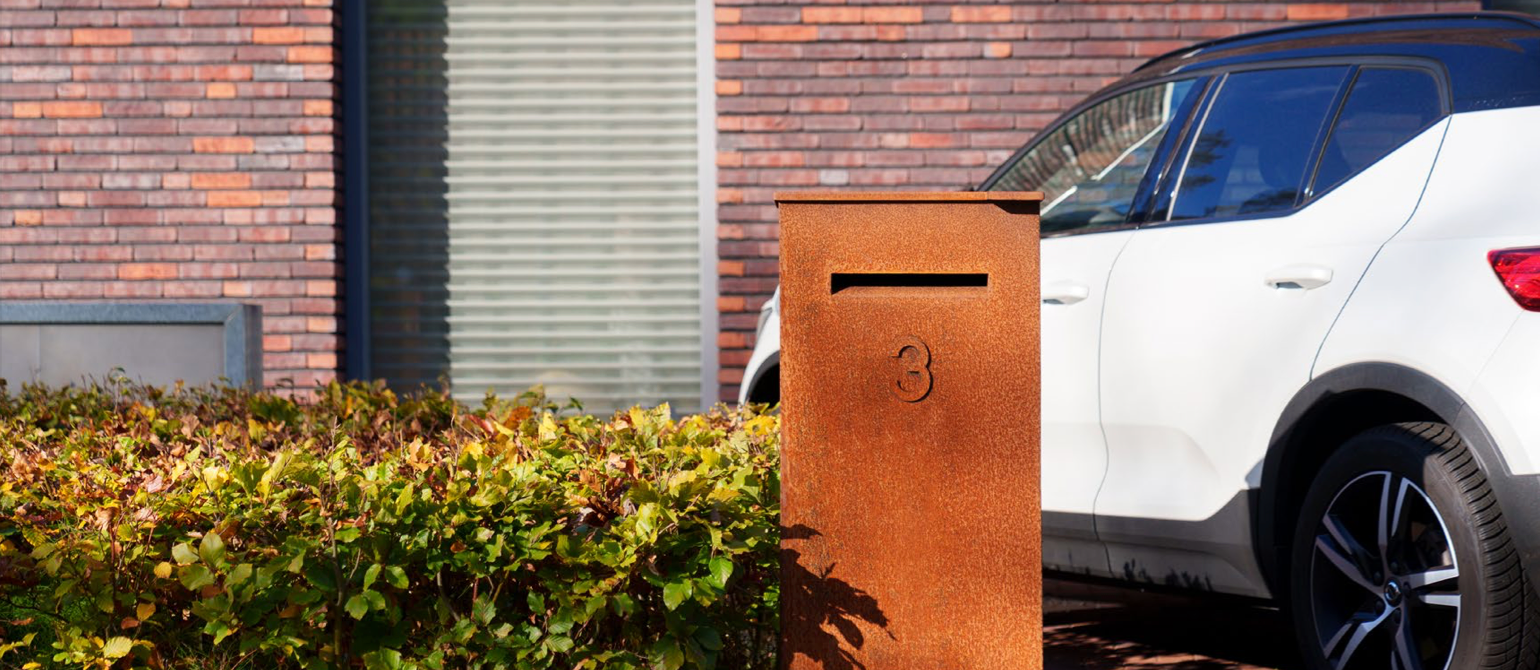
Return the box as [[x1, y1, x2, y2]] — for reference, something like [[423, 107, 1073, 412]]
[[743, 13, 1540, 670]]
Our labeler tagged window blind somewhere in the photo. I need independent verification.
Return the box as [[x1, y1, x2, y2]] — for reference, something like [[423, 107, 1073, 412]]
[[367, 0, 705, 412]]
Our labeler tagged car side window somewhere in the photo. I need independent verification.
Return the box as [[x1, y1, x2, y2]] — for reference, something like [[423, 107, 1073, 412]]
[[1308, 67, 1443, 198], [1166, 66, 1349, 222], [989, 79, 1197, 235]]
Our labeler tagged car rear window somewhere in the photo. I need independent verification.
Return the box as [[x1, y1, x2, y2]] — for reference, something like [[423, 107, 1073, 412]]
[[1309, 67, 1443, 198], [1167, 66, 1349, 221]]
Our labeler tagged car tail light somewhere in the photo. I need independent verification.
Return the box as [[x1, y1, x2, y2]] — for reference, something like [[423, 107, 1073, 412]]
[[1489, 247, 1540, 311]]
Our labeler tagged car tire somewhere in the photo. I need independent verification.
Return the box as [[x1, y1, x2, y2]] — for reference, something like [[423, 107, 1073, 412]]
[[1289, 422, 1540, 670]]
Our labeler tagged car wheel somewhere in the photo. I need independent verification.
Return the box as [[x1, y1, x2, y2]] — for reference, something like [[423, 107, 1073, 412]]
[[1290, 422, 1540, 670]]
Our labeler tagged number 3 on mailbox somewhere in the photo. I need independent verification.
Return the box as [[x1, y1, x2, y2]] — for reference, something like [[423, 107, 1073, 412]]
[[891, 335, 932, 402]]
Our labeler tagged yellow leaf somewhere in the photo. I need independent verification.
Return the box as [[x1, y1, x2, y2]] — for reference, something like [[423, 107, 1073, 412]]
[[137, 602, 155, 621], [153, 562, 172, 579], [745, 414, 776, 437]]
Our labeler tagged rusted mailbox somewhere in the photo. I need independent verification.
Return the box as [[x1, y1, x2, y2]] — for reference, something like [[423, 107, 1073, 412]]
[[778, 191, 1043, 670]]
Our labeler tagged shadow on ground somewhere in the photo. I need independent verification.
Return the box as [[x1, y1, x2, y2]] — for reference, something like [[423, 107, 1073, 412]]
[[1042, 580, 1303, 670]]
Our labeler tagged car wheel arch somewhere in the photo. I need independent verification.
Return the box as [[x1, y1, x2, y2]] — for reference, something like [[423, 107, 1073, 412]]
[[1255, 362, 1511, 598], [743, 352, 779, 406]]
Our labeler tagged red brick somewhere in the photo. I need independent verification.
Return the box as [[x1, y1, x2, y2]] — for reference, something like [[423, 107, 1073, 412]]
[[193, 136, 254, 153], [253, 27, 304, 44], [951, 6, 1012, 23], [41, 101, 101, 118], [802, 7, 862, 23], [1287, 3, 1352, 20], [118, 263, 177, 280], [190, 172, 252, 190], [72, 28, 132, 46], [286, 45, 331, 63], [862, 7, 924, 24], [207, 190, 263, 207], [755, 25, 818, 42]]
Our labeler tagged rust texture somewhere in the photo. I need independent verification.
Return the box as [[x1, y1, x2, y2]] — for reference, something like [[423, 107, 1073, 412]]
[[778, 191, 1044, 670]]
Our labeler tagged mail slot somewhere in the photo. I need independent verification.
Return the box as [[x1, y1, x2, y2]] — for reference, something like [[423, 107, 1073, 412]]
[[778, 191, 1044, 669]]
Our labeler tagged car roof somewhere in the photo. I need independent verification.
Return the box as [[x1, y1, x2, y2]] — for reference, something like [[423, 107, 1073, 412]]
[[1122, 13, 1540, 113]]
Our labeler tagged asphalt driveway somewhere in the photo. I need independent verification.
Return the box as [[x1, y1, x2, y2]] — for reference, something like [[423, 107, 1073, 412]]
[[1043, 580, 1302, 670]]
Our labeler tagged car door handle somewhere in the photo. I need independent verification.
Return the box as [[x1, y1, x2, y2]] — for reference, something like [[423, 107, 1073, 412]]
[[1265, 264, 1334, 290], [1042, 281, 1090, 305]]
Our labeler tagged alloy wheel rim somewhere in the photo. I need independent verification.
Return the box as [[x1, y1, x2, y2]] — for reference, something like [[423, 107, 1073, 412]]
[[1310, 471, 1461, 670]]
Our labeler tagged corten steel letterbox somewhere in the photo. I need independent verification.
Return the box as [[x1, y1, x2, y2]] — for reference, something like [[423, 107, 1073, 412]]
[[778, 191, 1043, 670]]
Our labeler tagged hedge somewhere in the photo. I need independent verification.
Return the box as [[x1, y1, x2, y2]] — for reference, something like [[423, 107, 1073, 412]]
[[0, 379, 780, 670]]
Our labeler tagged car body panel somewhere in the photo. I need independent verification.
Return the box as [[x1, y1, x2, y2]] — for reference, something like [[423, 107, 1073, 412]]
[[1094, 117, 1448, 597], [1038, 231, 1134, 577]]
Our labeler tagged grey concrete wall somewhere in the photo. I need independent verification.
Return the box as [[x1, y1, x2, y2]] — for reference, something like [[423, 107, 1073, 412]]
[[0, 303, 262, 388], [1, 324, 227, 388]]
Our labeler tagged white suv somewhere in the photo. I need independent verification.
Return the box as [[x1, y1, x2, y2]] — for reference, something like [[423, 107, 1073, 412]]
[[742, 14, 1540, 670]]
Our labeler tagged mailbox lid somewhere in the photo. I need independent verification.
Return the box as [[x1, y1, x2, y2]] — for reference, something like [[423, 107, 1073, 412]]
[[775, 191, 1043, 203]]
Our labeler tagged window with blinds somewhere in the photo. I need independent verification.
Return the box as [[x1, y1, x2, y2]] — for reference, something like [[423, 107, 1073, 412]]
[[366, 0, 706, 413]]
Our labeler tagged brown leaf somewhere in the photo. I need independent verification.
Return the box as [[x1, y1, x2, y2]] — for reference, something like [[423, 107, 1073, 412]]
[[200, 584, 221, 599], [120, 617, 140, 630]]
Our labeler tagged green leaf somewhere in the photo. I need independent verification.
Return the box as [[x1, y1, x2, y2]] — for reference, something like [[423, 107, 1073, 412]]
[[364, 588, 387, 611], [229, 563, 253, 586], [345, 594, 369, 620], [303, 564, 337, 592], [662, 581, 692, 611], [171, 543, 198, 566], [651, 639, 684, 670], [207, 620, 235, 644], [102, 636, 133, 659], [611, 593, 636, 616], [708, 556, 733, 589], [363, 649, 403, 670], [180, 565, 215, 591], [199, 532, 226, 566], [695, 626, 723, 651], [472, 596, 496, 625], [363, 563, 381, 589], [384, 565, 408, 589]]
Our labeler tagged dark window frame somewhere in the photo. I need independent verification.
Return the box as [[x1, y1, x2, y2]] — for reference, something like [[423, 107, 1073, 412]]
[[342, 0, 371, 381], [1302, 65, 1448, 202], [1157, 63, 1354, 223]]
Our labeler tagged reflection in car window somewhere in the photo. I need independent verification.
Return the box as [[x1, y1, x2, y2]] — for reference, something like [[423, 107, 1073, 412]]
[[1168, 67, 1348, 221], [1310, 68, 1442, 198], [990, 79, 1196, 235]]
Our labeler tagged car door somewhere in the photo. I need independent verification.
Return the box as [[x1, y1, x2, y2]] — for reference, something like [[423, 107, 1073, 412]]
[[1095, 64, 1450, 596], [984, 76, 1204, 577]]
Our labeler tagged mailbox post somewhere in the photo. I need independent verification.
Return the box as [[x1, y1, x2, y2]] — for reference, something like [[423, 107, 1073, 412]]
[[778, 191, 1043, 670]]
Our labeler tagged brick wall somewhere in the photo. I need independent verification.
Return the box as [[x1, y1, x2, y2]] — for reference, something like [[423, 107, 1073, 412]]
[[713, 0, 1481, 402], [0, 0, 341, 389]]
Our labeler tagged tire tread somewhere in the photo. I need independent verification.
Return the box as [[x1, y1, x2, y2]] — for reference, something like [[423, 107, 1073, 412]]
[[1382, 422, 1540, 670]]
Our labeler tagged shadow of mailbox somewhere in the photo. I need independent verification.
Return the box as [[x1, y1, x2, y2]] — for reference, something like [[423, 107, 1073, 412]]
[[778, 191, 1043, 670]]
